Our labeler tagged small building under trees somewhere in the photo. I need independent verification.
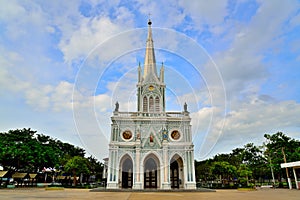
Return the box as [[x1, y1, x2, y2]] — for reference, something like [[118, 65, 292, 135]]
[[281, 161, 300, 189]]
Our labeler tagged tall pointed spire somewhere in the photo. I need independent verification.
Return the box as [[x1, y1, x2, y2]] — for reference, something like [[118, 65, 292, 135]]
[[137, 19, 166, 113], [143, 19, 158, 81]]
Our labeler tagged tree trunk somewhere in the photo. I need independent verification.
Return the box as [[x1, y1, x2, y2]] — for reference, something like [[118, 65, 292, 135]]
[[73, 169, 77, 186], [80, 173, 83, 185]]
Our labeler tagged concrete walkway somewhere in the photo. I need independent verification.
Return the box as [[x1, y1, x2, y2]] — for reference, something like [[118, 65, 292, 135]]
[[0, 188, 299, 200]]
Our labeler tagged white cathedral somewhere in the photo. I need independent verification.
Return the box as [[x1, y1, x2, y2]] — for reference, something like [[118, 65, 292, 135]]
[[105, 20, 196, 190]]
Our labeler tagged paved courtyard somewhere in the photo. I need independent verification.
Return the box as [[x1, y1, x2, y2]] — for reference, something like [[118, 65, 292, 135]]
[[0, 188, 299, 200]]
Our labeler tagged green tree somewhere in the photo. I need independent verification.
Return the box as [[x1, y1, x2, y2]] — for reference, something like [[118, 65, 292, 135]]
[[264, 132, 300, 183], [195, 159, 213, 182], [86, 156, 104, 182], [232, 143, 266, 180], [0, 128, 43, 171], [238, 164, 252, 186], [0, 128, 87, 173], [64, 156, 90, 186], [210, 161, 237, 183]]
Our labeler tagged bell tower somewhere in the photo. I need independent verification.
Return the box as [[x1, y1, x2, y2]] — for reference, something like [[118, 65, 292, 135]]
[[137, 19, 166, 113]]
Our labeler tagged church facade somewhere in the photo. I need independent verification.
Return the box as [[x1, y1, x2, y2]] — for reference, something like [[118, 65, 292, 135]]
[[106, 20, 196, 190]]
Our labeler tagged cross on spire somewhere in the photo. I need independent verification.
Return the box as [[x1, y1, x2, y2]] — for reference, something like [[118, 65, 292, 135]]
[[148, 13, 152, 25]]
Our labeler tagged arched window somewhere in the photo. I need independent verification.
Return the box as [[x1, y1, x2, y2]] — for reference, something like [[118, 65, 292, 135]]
[[143, 96, 148, 112], [149, 96, 154, 112], [155, 96, 160, 112]]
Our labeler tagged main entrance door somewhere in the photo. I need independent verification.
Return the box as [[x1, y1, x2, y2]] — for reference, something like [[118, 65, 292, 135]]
[[122, 158, 133, 188], [144, 158, 158, 188], [170, 160, 179, 188]]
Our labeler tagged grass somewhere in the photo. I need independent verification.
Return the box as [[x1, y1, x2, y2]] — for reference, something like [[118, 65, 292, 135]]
[[237, 188, 257, 191], [45, 187, 64, 190]]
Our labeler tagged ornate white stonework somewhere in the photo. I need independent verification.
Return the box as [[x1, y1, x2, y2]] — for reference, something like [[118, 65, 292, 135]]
[[105, 19, 196, 190]]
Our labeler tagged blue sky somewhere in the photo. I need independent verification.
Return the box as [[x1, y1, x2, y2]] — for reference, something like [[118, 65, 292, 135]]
[[1, 0, 300, 161]]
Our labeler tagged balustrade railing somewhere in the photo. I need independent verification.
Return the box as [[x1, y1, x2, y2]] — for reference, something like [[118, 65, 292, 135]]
[[113, 111, 188, 118]]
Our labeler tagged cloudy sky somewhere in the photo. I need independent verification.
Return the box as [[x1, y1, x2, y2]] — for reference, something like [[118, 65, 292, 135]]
[[1, 0, 300, 161]]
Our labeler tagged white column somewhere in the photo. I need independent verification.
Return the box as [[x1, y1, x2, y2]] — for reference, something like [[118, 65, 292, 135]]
[[186, 151, 190, 182], [188, 151, 192, 181], [133, 147, 143, 189], [293, 168, 299, 190], [288, 177, 292, 189], [183, 154, 188, 186], [191, 150, 196, 182], [136, 148, 140, 182], [113, 151, 117, 181], [161, 145, 170, 189], [140, 159, 144, 189], [185, 150, 191, 189], [164, 147, 168, 182], [111, 151, 114, 181], [107, 150, 113, 182], [106, 148, 119, 189], [185, 150, 196, 189]]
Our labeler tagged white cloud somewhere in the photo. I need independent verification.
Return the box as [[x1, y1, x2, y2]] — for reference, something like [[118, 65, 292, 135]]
[[51, 82, 74, 111], [201, 1, 299, 103], [0, 0, 26, 22], [59, 16, 129, 63], [25, 85, 52, 111], [6, 78, 75, 112], [225, 100, 300, 134], [191, 105, 226, 159], [0, 47, 97, 113], [179, 0, 228, 25], [0, 0, 50, 42], [45, 25, 55, 33], [0, 49, 32, 94], [178, 0, 300, 158], [191, 98, 300, 159], [136, 0, 185, 28]]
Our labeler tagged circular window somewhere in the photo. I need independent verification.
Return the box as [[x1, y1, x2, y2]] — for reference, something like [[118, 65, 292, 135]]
[[122, 130, 132, 140], [171, 130, 180, 140]]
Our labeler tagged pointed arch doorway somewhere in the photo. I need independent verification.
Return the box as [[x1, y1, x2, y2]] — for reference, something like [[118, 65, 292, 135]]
[[170, 155, 184, 189], [144, 156, 159, 189], [121, 157, 133, 188]]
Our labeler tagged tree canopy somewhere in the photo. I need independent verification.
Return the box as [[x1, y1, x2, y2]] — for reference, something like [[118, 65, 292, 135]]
[[195, 132, 300, 187], [0, 128, 103, 183], [264, 132, 300, 180], [64, 156, 90, 186]]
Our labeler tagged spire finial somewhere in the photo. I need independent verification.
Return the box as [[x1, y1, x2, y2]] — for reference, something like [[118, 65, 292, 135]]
[[148, 13, 152, 25]]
